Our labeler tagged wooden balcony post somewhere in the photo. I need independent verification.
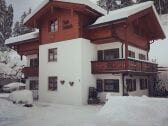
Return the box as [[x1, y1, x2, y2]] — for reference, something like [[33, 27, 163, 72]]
[[124, 22, 128, 59]]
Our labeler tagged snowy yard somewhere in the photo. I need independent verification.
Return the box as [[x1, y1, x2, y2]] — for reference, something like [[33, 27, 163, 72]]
[[1, 95, 168, 126], [0, 97, 101, 126]]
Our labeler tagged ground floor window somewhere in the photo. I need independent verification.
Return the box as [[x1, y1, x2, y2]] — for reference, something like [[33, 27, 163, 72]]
[[96, 79, 119, 92], [30, 80, 38, 90], [48, 76, 57, 91], [140, 78, 148, 90], [126, 79, 136, 92]]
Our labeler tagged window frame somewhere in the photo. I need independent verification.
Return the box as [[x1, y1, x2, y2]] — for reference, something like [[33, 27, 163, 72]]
[[48, 76, 58, 91], [48, 48, 57, 62], [29, 80, 39, 90], [30, 58, 38, 67], [139, 54, 146, 60], [49, 18, 58, 32], [97, 48, 120, 61], [104, 79, 119, 92], [128, 50, 135, 58], [96, 79, 103, 92], [126, 79, 136, 92], [140, 78, 148, 90]]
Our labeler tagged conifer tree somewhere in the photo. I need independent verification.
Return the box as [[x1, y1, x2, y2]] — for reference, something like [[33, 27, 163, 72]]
[[13, 8, 34, 37], [0, 0, 13, 46]]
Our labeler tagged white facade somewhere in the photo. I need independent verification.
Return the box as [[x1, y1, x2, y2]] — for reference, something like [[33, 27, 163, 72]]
[[38, 38, 150, 105], [39, 38, 96, 105]]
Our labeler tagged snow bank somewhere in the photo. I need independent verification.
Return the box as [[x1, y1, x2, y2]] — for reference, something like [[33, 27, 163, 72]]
[[95, 96, 168, 126], [4, 82, 25, 88], [9, 90, 33, 105]]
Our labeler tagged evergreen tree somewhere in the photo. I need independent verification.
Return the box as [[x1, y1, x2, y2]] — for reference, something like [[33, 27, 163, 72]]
[[0, 0, 13, 46], [13, 8, 34, 37], [97, 0, 134, 14], [137, 0, 168, 14]]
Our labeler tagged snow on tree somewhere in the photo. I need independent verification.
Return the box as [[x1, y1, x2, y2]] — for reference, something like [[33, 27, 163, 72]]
[[0, 48, 26, 79], [0, 0, 13, 46], [137, 0, 168, 14], [13, 8, 34, 37], [97, 0, 134, 13]]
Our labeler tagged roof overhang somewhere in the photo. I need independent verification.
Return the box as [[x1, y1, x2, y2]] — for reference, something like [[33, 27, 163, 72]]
[[24, 0, 106, 27], [88, 1, 166, 40]]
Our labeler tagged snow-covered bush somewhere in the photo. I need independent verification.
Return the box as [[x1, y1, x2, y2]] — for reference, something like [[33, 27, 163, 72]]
[[95, 96, 168, 126], [3, 82, 25, 92], [0, 49, 26, 79], [9, 90, 33, 105]]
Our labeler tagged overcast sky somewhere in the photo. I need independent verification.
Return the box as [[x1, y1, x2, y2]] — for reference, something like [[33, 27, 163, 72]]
[[6, 0, 168, 67]]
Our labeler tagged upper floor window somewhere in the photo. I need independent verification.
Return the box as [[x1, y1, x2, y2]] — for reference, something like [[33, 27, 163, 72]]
[[97, 48, 119, 61], [139, 54, 146, 60], [49, 19, 58, 32], [48, 48, 57, 62], [48, 76, 57, 91], [30, 58, 38, 67], [128, 50, 135, 58]]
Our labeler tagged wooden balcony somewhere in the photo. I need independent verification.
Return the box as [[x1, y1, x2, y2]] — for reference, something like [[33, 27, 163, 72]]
[[91, 59, 157, 75], [22, 67, 39, 77]]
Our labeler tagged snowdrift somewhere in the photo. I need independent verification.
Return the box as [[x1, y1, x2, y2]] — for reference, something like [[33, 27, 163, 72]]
[[9, 90, 33, 105], [95, 96, 168, 126]]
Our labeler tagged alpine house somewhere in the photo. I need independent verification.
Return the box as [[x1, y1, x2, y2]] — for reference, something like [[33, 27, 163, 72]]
[[5, 0, 165, 105]]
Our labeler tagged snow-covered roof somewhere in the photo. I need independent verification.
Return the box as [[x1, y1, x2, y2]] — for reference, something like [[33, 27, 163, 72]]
[[92, 1, 164, 32], [24, 0, 106, 24], [5, 30, 39, 45]]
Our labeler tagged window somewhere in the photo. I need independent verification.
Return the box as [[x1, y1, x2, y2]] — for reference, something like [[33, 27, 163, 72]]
[[30, 80, 38, 90], [48, 77, 57, 91], [49, 19, 58, 32], [96, 79, 103, 92], [140, 78, 148, 90], [104, 79, 119, 92], [139, 54, 146, 60], [30, 58, 38, 67], [126, 79, 136, 92], [128, 50, 135, 58], [97, 50, 103, 61], [104, 49, 119, 60], [48, 48, 57, 62], [97, 48, 119, 61]]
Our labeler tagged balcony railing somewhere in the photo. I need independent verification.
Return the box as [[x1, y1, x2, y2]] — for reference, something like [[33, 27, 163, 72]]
[[91, 59, 157, 74], [22, 67, 39, 77]]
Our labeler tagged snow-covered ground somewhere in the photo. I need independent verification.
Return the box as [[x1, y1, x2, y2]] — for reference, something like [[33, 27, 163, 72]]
[[0, 97, 101, 126], [0, 96, 168, 126]]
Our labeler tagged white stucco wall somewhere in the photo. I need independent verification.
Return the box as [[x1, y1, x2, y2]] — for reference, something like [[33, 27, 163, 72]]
[[123, 44, 148, 60], [38, 38, 99, 105], [39, 38, 84, 105], [95, 74, 123, 102], [81, 39, 97, 104], [124, 76, 149, 96]]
